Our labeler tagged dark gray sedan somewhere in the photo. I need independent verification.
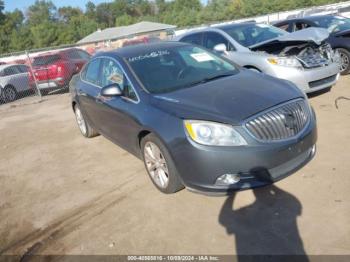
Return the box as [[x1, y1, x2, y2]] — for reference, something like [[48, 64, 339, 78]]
[[70, 42, 317, 194]]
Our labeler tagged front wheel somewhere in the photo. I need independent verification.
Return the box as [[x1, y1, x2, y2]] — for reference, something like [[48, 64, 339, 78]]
[[337, 48, 350, 75], [141, 134, 184, 194]]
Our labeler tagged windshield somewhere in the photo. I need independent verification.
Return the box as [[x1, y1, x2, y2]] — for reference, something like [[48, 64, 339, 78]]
[[310, 16, 350, 33], [220, 23, 286, 47], [126, 45, 237, 94]]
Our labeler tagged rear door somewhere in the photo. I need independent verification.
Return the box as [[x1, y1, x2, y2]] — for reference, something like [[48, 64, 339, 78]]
[[16, 65, 30, 91], [3, 66, 27, 92]]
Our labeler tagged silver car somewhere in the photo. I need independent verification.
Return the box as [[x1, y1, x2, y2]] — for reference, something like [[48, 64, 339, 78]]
[[0, 64, 31, 102], [176, 22, 340, 93]]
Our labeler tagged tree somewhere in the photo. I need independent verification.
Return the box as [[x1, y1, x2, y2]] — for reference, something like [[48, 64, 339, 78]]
[[0, 0, 348, 54], [85, 1, 96, 20], [0, 0, 5, 23], [0, 9, 25, 53], [96, 3, 115, 28], [26, 0, 57, 25], [58, 7, 83, 23], [116, 14, 136, 27]]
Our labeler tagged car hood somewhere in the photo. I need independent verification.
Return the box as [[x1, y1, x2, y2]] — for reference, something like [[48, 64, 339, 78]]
[[150, 70, 303, 125], [250, 27, 330, 50], [334, 28, 350, 37]]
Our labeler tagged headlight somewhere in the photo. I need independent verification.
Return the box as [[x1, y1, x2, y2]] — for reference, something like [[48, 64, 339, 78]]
[[267, 57, 301, 68], [184, 120, 247, 146]]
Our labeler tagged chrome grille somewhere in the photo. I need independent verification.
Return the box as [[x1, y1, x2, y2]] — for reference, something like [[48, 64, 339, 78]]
[[245, 100, 310, 141]]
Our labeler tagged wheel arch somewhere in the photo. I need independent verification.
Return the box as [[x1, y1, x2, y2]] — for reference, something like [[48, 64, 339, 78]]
[[138, 130, 152, 148], [243, 65, 262, 72]]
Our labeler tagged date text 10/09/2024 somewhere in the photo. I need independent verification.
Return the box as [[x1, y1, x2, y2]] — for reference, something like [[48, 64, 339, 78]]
[[127, 256, 220, 261]]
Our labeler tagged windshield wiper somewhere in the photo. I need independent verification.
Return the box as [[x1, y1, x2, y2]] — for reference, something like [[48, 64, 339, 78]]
[[183, 72, 235, 88]]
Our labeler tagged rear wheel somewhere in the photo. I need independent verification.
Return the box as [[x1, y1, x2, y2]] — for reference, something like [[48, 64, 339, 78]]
[[3, 86, 17, 103], [337, 48, 350, 75], [74, 104, 99, 138], [141, 134, 184, 194]]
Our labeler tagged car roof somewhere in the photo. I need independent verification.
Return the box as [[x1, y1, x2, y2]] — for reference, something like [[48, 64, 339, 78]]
[[215, 21, 257, 30], [96, 41, 190, 59], [177, 22, 265, 37], [33, 48, 82, 58], [275, 14, 339, 23]]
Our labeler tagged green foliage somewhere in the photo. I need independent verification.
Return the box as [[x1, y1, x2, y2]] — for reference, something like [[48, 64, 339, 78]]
[[0, 0, 348, 54], [116, 14, 136, 27]]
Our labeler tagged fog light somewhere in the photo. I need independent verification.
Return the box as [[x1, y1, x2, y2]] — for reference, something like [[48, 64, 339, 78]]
[[215, 174, 240, 186]]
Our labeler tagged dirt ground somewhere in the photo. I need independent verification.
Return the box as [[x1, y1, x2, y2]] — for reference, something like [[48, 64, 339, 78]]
[[0, 76, 350, 257]]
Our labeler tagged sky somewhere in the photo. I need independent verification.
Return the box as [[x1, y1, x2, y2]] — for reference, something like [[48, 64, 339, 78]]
[[4, 0, 114, 12], [4, 0, 209, 12]]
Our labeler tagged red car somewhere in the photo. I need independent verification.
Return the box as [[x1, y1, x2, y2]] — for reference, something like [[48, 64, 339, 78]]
[[29, 48, 90, 91]]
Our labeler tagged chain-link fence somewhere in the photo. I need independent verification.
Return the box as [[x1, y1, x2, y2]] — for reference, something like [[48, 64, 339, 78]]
[[1, 0, 349, 107], [0, 47, 89, 105], [0, 31, 172, 107]]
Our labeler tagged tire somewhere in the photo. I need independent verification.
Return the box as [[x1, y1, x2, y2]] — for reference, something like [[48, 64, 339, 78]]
[[337, 48, 350, 75], [73, 104, 99, 138], [2, 85, 17, 103], [141, 133, 184, 194]]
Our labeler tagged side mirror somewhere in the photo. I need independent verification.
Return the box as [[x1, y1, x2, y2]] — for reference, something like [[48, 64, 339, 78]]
[[101, 84, 123, 97], [213, 43, 227, 53]]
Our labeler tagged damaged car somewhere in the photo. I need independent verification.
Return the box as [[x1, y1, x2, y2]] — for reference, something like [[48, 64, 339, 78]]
[[176, 22, 340, 94], [274, 15, 350, 75]]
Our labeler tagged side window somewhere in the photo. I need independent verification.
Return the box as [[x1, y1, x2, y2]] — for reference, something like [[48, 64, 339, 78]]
[[101, 58, 137, 101], [78, 50, 91, 60], [83, 58, 102, 86], [18, 65, 29, 73], [276, 23, 290, 31], [294, 22, 311, 31], [204, 32, 233, 51], [4, 66, 21, 76], [68, 51, 81, 60], [101, 58, 124, 88], [181, 33, 203, 46], [123, 80, 137, 101]]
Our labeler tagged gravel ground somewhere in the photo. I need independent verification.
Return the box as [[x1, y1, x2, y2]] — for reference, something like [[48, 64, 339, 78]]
[[0, 76, 349, 256]]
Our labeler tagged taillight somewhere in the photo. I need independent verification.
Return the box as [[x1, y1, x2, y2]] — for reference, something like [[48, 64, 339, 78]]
[[57, 66, 62, 73]]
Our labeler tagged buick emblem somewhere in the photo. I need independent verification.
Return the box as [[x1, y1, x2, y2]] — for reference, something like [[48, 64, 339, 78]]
[[284, 112, 297, 130]]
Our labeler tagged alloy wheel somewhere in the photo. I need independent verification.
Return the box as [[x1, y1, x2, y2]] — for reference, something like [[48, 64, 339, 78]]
[[75, 107, 87, 135], [144, 141, 169, 189], [4, 87, 16, 102], [340, 52, 350, 72]]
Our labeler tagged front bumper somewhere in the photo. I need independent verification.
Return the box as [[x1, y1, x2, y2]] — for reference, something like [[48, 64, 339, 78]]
[[265, 62, 340, 93], [169, 116, 317, 194]]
